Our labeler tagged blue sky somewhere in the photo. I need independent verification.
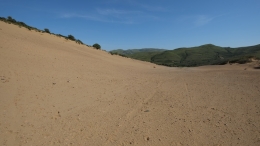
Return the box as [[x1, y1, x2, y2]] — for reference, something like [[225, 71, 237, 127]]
[[1, 0, 260, 51]]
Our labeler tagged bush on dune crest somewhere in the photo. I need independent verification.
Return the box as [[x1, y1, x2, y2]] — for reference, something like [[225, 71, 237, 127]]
[[44, 28, 50, 33], [76, 39, 83, 45], [93, 43, 101, 50], [0, 16, 102, 47], [67, 35, 75, 41]]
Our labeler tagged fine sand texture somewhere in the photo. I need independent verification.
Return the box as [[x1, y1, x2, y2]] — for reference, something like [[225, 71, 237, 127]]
[[1, 21, 260, 146]]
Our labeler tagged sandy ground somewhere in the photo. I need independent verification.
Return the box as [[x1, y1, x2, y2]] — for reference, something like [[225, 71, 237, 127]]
[[0, 21, 260, 146]]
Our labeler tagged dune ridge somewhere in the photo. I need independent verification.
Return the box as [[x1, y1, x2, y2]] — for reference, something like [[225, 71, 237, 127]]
[[1, 21, 260, 145]]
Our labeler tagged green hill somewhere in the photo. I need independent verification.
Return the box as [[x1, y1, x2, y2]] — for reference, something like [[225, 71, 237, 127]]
[[151, 44, 260, 67], [111, 44, 260, 67], [110, 48, 166, 62]]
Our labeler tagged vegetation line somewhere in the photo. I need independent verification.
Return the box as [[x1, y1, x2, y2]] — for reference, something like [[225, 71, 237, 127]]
[[0, 16, 102, 50]]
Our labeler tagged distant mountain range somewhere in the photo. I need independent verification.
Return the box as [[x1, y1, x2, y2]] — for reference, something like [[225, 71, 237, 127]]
[[110, 44, 260, 67]]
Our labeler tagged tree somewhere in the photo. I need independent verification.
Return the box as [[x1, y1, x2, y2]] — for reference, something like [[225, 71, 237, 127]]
[[67, 35, 75, 41], [93, 43, 101, 50], [44, 28, 50, 33]]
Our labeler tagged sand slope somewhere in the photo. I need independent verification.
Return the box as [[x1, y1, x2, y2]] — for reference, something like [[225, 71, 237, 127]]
[[1, 21, 260, 146]]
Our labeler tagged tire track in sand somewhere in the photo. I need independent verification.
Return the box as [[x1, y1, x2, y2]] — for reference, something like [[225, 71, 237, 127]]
[[105, 80, 163, 144], [182, 77, 195, 145]]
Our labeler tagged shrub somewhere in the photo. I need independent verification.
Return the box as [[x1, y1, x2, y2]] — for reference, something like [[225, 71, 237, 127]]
[[67, 35, 75, 41], [57, 34, 66, 38], [118, 54, 128, 58], [76, 39, 83, 44], [0, 17, 6, 21], [44, 28, 50, 33], [18, 21, 26, 27], [7, 16, 16, 23], [93, 43, 101, 50], [110, 52, 118, 55]]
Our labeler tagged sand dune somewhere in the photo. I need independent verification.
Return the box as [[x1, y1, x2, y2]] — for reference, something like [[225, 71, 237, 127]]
[[1, 21, 260, 146]]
